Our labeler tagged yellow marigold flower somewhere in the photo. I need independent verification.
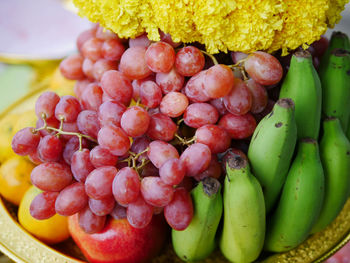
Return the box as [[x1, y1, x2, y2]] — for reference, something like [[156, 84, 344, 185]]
[[73, 0, 349, 54]]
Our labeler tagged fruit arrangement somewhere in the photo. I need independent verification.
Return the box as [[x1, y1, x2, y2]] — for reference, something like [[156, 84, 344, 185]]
[[1, 14, 350, 263]]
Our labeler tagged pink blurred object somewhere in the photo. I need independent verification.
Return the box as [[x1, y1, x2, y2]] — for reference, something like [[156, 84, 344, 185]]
[[326, 241, 350, 263]]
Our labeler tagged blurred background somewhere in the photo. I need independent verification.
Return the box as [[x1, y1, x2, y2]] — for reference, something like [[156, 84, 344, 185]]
[[0, 0, 349, 262]]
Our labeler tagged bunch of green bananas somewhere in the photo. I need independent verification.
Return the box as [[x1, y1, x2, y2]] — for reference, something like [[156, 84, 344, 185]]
[[171, 32, 350, 263]]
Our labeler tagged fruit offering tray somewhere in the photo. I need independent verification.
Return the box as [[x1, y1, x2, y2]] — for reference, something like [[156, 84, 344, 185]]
[[1, 86, 350, 263]]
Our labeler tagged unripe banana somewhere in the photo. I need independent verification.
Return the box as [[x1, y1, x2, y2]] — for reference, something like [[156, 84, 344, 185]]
[[321, 49, 350, 130], [248, 98, 297, 212], [279, 50, 321, 139], [220, 153, 265, 263], [172, 177, 223, 262], [311, 117, 350, 233], [265, 138, 324, 252]]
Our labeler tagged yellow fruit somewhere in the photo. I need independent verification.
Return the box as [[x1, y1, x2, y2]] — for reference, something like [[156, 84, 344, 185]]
[[18, 186, 70, 245], [0, 113, 19, 163], [0, 156, 34, 205], [13, 110, 38, 135], [48, 67, 75, 96]]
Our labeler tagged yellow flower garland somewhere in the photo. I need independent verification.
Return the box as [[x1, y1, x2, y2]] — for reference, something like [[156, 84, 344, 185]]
[[73, 0, 348, 54]]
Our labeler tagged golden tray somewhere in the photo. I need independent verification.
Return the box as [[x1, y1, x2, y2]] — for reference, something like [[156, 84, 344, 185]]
[[1, 87, 350, 263]]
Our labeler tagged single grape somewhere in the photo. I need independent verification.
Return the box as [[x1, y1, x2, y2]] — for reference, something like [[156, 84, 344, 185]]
[[30, 192, 58, 220], [31, 162, 72, 192], [12, 127, 41, 156], [59, 54, 85, 80], [35, 91, 60, 119], [194, 155, 222, 181], [184, 70, 210, 102], [129, 33, 152, 48], [159, 158, 186, 186], [100, 70, 133, 106], [82, 58, 94, 80], [183, 103, 219, 128], [160, 92, 189, 118], [78, 206, 107, 234], [90, 146, 118, 168], [159, 31, 181, 48], [131, 75, 155, 101], [175, 46, 205, 77], [140, 81, 162, 108], [230, 51, 248, 64], [98, 126, 130, 156], [77, 110, 100, 139], [130, 136, 150, 163], [55, 182, 89, 216], [62, 136, 88, 165], [95, 27, 119, 40], [76, 28, 96, 52], [127, 196, 153, 229], [145, 41, 175, 73], [74, 79, 92, 100], [245, 78, 268, 114], [223, 78, 252, 116], [92, 59, 118, 81], [55, 95, 82, 122], [112, 167, 141, 205], [119, 47, 152, 80], [147, 113, 177, 141], [180, 143, 211, 177], [120, 106, 150, 137], [71, 149, 95, 182], [147, 140, 179, 168], [102, 39, 125, 61], [98, 100, 126, 127], [141, 176, 174, 207], [80, 83, 103, 111], [164, 187, 193, 231], [140, 162, 159, 178], [37, 134, 63, 162], [195, 124, 231, 154], [218, 113, 257, 139], [28, 149, 42, 165], [109, 203, 127, 220], [156, 67, 184, 94], [204, 64, 234, 98], [244, 51, 283, 86], [89, 196, 115, 216], [210, 98, 228, 116], [81, 37, 103, 61], [85, 166, 117, 199]]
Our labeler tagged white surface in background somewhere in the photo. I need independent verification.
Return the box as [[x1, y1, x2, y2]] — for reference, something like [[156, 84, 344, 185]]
[[326, 2, 350, 37], [0, 0, 91, 60]]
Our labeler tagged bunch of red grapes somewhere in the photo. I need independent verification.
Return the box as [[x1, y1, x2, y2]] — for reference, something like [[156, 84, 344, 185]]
[[11, 24, 328, 234]]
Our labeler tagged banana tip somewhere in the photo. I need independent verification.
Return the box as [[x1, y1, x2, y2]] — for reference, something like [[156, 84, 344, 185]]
[[294, 50, 311, 58], [202, 177, 221, 196], [277, 98, 295, 109], [331, 48, 350, 56], [226, 154, 248, 170]]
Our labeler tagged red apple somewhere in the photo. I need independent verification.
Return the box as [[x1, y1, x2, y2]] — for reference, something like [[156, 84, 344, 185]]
[[68, 214, 169, 263]]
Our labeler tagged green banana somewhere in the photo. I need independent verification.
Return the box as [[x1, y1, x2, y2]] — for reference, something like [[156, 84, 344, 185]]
[[311, 117, 350, 233], [279, 50, 322, 139], [265, 138, 324, 252], [172, 177, 223, 262], [319, 31, 350, 76], [247, 98, 297, 212], [220, 153, 265, 263], [321, 48, 350, 130]]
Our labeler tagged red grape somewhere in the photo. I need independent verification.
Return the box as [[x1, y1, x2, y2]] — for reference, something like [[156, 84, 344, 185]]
[[160, 92, 188, 118], [230, 51, 248, 64], [180, 143, 211, 177], [71, 149, 95, 182], [129, 33, 152, 48], [102, 39, 125, 61], [147, 140, 179, 168], [311, 35, 329, 57], [119, 47, 152, 79], [218, 113, 256, 139], [59, 54, 85, 80], [60, 122, 79, 141], [35, 91, 60, 119], [244, 51, 283, 85], [112, 167, 141, 205], [62, 136, 88, 165], [28, 149, 42, 165], [159, 31, 181, 48], [145, 41, 175, 73], [110, 203, 127, 220], [159, 158, 186, 186], [90, 146, 118, 168], [140, 162, 159, 178], [78, 206, 106, 234], [36, 117, 60, 137], [194, 155, 222, 181], [127, 196, 153, 229], [210, 98, 228, 116], [55, 182, 89, 216], [74, 79, 92, 100], [31, 162, 72, 192], [77, 28, 96, 52], [100, 70, 133, 106], [183, 103, 219, 128], [120, 106, 150, 137], [92, 59, 118, 81], [98, 100, 126, 127], [147, 113, 177, 141], [175, 46, 205, 76], [131, 75, 156, 101], [156, 67, 184, 94], [98, 126, 130, 156], [55, 95, 81, 122], [37, 135, 63, 162], [246, 78, 268, 114], [82, 58, 94, 80], [85, 166, 117, 200], [89, 196, 115, 216], [164, 187, 193, 231], [12, 127, 41, 156], [140, 81, 162, 108], [77, 110, 100, 139], [95, 27, 119, 40], [30, 192, 58, 220], [253, 99, 275, 123], [80, 83, 103, 111], [184, 70, 210, 102], [204, 64, 234, 98], [195, 124, 231, 154], [223, 78, 252, 116], [141, 176, 174, 207], [81, 37, 103, 61]]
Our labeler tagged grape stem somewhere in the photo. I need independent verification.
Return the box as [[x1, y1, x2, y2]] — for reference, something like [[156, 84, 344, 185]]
[[201, 50, 218, 65], [121, 148, 150, 178], [228, 64, 248, 80], [175, 133, 196, 145]]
